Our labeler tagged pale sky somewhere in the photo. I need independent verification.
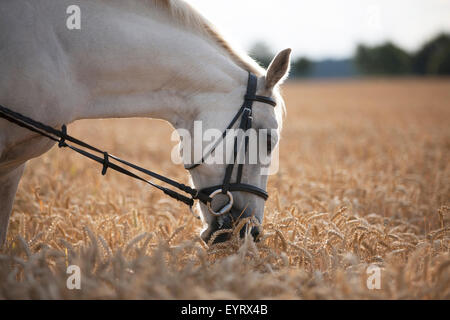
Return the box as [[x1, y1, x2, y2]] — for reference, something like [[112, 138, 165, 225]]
[[189, 0, 450, 60]]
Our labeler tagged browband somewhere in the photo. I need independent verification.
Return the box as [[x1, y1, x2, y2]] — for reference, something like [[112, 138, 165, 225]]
[[245, 94, 277, 107]]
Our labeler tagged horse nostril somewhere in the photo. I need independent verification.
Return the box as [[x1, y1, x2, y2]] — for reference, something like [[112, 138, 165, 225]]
[[251, 226, 261, 241]]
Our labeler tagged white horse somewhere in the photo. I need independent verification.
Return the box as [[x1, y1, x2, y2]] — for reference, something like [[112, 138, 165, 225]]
[[0, 0, 290, 245]]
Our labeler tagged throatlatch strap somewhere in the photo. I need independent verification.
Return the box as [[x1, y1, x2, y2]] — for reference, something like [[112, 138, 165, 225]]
[[186, 73, 274, 170], [185, 104, 246, 170]]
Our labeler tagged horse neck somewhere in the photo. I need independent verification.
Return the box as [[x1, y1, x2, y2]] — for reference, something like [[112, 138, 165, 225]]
[[67, 2, 248, 127]]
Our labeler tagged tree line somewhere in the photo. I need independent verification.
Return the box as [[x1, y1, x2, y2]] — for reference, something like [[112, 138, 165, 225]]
[[249, 33, 450, 78]]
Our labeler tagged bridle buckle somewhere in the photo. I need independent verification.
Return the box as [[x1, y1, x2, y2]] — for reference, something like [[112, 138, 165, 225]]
[[207, 189, 233, 216]]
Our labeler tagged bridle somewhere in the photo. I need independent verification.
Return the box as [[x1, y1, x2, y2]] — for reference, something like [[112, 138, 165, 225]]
[[185, 72, 276, 216], [0, 72, 276, 218]]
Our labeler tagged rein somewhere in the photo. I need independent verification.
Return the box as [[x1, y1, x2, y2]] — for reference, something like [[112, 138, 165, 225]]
[[0, 72, 276, 218], [0, 103, 207, 210]]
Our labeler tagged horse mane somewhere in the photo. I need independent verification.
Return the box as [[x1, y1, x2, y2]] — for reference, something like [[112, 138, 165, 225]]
[[150, 0, 285, 126], [152, 0, 286, 124], [150, 0, 265, 76]]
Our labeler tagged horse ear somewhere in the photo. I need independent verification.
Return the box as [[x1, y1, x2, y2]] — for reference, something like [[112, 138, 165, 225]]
[[265, 48, 292, 89]]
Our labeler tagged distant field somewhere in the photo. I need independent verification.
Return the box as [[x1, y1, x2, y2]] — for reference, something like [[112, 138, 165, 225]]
[[1, 78, 449, 299]]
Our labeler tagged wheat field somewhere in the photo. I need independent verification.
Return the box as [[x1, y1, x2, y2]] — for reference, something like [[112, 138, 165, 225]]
[[0, 78, 449, 299]]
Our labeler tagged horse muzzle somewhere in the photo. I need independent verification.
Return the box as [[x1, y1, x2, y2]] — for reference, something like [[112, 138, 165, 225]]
[[200, 204, 262, 244]]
